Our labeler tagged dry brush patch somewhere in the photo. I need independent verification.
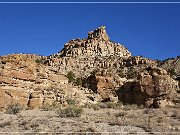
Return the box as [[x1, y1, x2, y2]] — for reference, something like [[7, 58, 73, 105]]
[[0, 105, 180, 133], [56, 105, 83, 118], [5, 103, 23, 115]]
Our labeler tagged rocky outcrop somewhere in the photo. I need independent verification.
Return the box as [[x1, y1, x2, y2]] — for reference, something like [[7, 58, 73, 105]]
[[52, 26, 131, 58], [160, 56, 180, 76], [117, 67, 179, 107], [0, 54, 95, 110], [0, 26, 179, 109], [125, 56, 157, 67], [84, 71, 126, 102], [88, 26, 109, 41], [44, 26, 158, 79]]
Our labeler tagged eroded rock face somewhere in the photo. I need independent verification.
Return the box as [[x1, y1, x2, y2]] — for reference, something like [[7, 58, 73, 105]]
[[160, 56, 180, 75], [0, 54, 95, 110], [117, 67, 179, 108], [84, 71, 126, 102]]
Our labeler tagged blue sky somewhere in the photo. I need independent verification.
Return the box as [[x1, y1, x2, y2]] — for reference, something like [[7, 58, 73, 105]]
[[0, 1, 180, 60]]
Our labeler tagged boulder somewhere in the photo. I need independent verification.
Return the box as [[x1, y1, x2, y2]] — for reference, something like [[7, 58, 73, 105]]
[[84, 72, 124, 102], [117, 67, 179, 108]]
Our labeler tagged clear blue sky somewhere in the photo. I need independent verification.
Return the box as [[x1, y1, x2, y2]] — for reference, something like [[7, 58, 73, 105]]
[[0, 1, 180, 60]]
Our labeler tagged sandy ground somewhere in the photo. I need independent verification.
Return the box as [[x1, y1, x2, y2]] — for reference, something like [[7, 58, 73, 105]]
[[0, 106, 179, 135]]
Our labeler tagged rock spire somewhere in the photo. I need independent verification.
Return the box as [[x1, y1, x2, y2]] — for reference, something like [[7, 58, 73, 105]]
[[53, 26, 131, 58]]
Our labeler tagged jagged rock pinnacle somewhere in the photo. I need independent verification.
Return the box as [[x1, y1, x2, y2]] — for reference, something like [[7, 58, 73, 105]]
[[53, 26, 131, 58], [88, 26, 109, 41]]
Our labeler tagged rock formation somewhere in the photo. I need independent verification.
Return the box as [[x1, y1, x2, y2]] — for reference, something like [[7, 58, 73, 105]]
[[83, 70, 126, 102], [117, 67, 179, 108], [0, 26, 179, 109], [0, 54, 95, 110], [54, 26, 131, 58], [46, 27, 157, 79], [160, 56, 180, 76]]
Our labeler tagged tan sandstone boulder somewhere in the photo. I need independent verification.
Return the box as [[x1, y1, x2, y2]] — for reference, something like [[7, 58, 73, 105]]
[[84, 71, 125, 102], [117, 67, 179, 108]]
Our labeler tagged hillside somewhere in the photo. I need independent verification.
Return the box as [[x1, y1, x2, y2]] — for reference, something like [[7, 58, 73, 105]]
[[0, 26, 180, 134], [0, 26, 179, 110], [160, 56, 180, 76]]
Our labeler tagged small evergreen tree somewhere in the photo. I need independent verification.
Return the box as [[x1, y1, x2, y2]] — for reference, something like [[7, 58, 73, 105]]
[[127, 68, 137, 79], [168, 68, 176, 77], [66, 71, 75, 83]]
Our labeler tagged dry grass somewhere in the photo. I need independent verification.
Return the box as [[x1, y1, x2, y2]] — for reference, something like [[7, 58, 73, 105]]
[[56, 106, 83, 118], [0, 121, 11, 128], [5, 103, 22, 114], [0, 105, 179, 133]]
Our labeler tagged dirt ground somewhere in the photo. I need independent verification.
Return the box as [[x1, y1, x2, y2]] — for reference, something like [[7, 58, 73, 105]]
[[0, 103, 180, 135], [0, 104, 180, 135]]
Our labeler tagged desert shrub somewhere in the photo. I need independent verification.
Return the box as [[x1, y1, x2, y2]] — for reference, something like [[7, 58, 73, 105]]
[[143, 108, 155, 114], [87, 96, 95, 101], [106, 102, 120, 109], [127, 69, 137, 79], [82, 103, 100, 110], [41, 103, 53, 111], [99, 102, 123, 109], [82, 127, 97, 132], [115, 111, 128, 117], [66, 71, 75, 83], [41, 102, 64, 111], [168, 68, 176, 77], [5, 103, 22, 114], [81, 102, 90, 108], [122, 104, 141, 111], [66, 98, 76, 105], [117, 101, 124, 107], [0, 121, 11, 128], [83, 102, 123, 110], [35, 59, 43, 64], [30, 123, 39, 129], [99, 103, 108, 108], [91, 104, 100, 110], [75, 77, 83, 86], [156, 117, 164, 123], [56, 106, 83, 117], [57, 88, 65, 94], [90, 103, 100, 110], [117, 69, 125, 78], [99, 102, 117, 109]]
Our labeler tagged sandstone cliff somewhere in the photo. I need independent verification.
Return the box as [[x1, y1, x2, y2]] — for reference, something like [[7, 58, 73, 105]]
[[0, 54, 96, 110]]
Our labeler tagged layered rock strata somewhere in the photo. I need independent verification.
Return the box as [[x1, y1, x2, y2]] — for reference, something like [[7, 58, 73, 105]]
[[0, 54, 95, 110]]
